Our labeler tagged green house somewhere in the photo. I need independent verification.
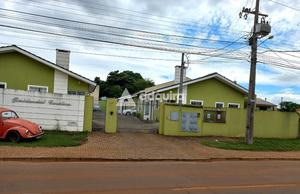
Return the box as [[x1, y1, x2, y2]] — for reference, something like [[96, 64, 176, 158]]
[[136, 66, 249, 121], [0, 45, 96, 94], [137, 66, 277, 121]]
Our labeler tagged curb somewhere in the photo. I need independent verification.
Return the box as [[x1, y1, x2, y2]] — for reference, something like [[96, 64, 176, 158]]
[[1, 157, 300, 162]]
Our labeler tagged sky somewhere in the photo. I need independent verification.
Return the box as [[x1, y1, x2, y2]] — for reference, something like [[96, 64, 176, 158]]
[[0, 0, 300, 105]]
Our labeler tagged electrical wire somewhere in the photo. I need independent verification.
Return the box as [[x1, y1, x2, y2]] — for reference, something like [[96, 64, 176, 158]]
[[1, 42, 299, 71], [263, 47, 300, 65], [0, 8, 246, 45], [267, 0, 300, 12], [0, 14, 219, 50], [0, 43, 181, 62], [3, 0, 246, 37]]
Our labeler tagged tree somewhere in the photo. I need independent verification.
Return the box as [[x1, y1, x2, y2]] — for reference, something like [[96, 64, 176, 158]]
[[106, 85, 122, 98], [279, 101, 300, 112], [96, 70, 154, 98], [133, 78, 155, 92], [94, 77, 101, 85]]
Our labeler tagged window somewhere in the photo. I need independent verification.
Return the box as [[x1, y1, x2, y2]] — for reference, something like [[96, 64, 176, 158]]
[[1, 111, 18, 119], [77, 91, 86, 95], [215, 102, 224, 109], [204, 110, 226, 123], [190, 100, 203, 106], [166, 99, 176, 103], [228, 103, 240, 109], [68, 91, 86, 95], [28, 85, 48, 93], [0, 82, 7, 89], [144, 101, 150, 115]]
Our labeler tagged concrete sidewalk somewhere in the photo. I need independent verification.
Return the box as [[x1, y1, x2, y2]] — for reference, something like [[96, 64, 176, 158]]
[[1, 132, 300, 161]]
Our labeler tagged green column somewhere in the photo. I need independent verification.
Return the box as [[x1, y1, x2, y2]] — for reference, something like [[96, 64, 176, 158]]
[[83, 96, 93, 132], [105, 98, 117, 133], [159, 103, 165, 135]]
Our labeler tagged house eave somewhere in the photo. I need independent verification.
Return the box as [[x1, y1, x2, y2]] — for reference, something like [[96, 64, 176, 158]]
[[156, 73, 248, 95]]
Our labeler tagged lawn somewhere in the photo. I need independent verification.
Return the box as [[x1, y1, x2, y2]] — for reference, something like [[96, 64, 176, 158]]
[[202, 138, 300, 151], [0, 131, 88, 147]]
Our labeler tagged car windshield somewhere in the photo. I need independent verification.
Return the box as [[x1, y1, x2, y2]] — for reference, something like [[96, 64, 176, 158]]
[[1, 111, 19, 119]]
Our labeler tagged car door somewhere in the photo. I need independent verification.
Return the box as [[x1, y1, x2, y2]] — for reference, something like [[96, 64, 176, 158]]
[[0, 114, 5, 137], [0, 112, 13, 138]]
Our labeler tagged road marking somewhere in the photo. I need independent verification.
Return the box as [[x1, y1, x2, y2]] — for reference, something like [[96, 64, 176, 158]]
[[173, 183, 299, 191]]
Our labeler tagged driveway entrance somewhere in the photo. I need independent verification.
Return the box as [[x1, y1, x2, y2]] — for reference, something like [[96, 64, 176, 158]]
[[117, 114, 158, 133], [92, 111, 158, 133]]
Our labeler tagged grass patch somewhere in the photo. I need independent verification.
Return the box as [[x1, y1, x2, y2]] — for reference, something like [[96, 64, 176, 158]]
[[202, 138, 300, 151], [0, 131, 88, 147]]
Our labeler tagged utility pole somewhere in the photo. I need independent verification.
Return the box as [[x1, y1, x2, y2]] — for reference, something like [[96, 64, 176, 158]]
[[240, 0, 271, 144], [178, 53, 185, 106]]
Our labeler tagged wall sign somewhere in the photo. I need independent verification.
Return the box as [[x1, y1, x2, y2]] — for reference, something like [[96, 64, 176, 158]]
[[12, 97, 71, 106]]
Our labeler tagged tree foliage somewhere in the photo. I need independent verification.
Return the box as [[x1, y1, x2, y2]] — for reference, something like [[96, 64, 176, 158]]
[[94, 70, 154, 98], [279, 101, 300, 112]]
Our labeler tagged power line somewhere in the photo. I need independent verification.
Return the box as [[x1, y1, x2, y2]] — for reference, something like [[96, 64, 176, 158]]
[[0, 31, 179, 54], [0, 14, 222, 50], [0, 42, 244, 64], [260, 48, 300, 59], [262, 44, 300, 67], [2, 1, 298, 49], [47, 0, 214, 29], [267, 0, 300, 12], [0, 8, 246, 45], [2, 23, 296, 69], [0, 24, 225, 55], [3, 0, 246, 37], [51, 0, 197, 23], [1, 41, 298, 71], [0, 43, 181, 62], [198, 45, 250, 61], [3, 42, 297, 71]]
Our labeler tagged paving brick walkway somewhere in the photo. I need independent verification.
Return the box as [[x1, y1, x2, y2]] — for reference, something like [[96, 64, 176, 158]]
[[1, 132, 300, 160], [92, 112, 159, 133]]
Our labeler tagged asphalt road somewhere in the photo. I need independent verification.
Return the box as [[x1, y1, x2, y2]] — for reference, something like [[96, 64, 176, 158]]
[[1, 161, 300, 194]]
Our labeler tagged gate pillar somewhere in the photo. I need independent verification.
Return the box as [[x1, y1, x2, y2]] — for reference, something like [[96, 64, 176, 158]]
[[105, 98, 117, 133]]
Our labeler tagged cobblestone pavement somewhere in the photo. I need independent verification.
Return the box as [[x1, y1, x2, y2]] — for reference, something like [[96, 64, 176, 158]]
[[1, 132, 300, 160], [93, 111, 159, 133]]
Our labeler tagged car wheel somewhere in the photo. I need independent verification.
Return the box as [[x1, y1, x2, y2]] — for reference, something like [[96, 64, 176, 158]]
[[7, 131, 21, 143], [126, 112, 131, 115]]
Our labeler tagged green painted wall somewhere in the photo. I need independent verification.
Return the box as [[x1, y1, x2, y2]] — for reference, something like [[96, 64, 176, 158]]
[[105, 98, 117, 133], [160, 104, 203, 136], [254, 111, 299, 138], [201, 109, 246, 137], [0, 52, 55, 92], [0, 52, 91, 94], [186, 78, 245, 108], [68, 76, 89, 93], [161, 104, 299, 138], [83, 96, 93, 132]]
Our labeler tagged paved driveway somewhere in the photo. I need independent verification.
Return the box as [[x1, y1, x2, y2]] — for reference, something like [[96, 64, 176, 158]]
[[93, 111, 158, 133]]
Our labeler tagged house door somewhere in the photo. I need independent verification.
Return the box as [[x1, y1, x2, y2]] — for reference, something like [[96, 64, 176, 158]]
[[143, 101, 151, 120]]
